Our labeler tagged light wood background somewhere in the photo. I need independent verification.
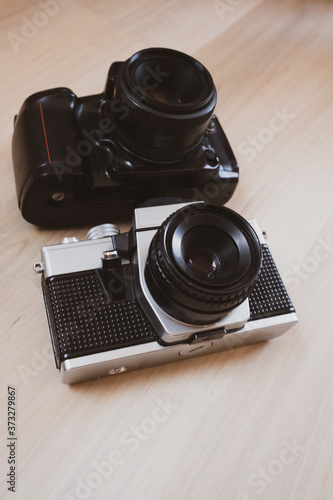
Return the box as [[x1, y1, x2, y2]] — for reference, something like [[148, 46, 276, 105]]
[[1, 1, 333, 499]]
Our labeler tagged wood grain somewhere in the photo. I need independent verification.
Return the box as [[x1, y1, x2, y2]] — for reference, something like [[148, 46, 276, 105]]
[[1, 1, 333, 499]]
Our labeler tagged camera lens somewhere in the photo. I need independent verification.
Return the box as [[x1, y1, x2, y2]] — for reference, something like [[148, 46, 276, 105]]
[[185, 246, 221, 279], [145, 203, 262, 325], [112, 48, 217, 162]]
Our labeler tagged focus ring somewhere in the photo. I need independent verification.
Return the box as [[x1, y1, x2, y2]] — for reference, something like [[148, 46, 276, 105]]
[[113, 124, 204, 161], [114, 80, 215, 130], [145, 203, 262, 324]]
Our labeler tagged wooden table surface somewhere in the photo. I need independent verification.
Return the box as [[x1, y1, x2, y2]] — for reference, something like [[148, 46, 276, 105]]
[[1, 1, 333, 499]]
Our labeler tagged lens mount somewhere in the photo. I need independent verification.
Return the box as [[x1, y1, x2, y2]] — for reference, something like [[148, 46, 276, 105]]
[[111, 48, 217, 161], [145, 203, 262, 325]]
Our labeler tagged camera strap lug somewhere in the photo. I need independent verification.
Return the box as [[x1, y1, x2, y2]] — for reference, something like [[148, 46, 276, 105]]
[[33, 262, 44, 273]]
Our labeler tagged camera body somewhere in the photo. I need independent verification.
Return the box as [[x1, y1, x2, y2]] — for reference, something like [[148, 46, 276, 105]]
[[35, 202, 297, 384], [12, 48, 238, 226]]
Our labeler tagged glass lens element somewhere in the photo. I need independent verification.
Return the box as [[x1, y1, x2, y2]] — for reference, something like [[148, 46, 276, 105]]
[[185, 246, 220, 279], [146, 85, 185, 104]]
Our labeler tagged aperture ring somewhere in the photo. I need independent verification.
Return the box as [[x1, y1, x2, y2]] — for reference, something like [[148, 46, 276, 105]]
[[113, 126, 203, 161], [146, 204, 262, 321]]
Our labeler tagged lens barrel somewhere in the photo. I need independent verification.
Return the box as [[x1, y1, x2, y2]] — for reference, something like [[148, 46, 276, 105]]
[[145, 203, 262, 325], [112, 48, 217, 162]]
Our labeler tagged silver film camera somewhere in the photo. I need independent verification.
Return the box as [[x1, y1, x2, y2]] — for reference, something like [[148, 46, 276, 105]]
[[34, 202, 297, 384]]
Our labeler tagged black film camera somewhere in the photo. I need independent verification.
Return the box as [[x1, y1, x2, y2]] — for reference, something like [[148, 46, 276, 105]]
[[34, 202, 297, 384], [12, 48, 239, 226]]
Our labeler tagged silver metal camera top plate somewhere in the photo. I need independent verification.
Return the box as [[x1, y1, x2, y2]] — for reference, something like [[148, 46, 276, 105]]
[[247, 219, 265, 245], [41, 238, 115, 278], [134, 202, 265, 244], [134, 201, 199, 230]]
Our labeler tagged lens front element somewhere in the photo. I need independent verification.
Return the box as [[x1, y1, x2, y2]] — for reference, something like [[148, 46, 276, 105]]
[[185, 245, 221, 279], [145, 85, 185, 105]]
